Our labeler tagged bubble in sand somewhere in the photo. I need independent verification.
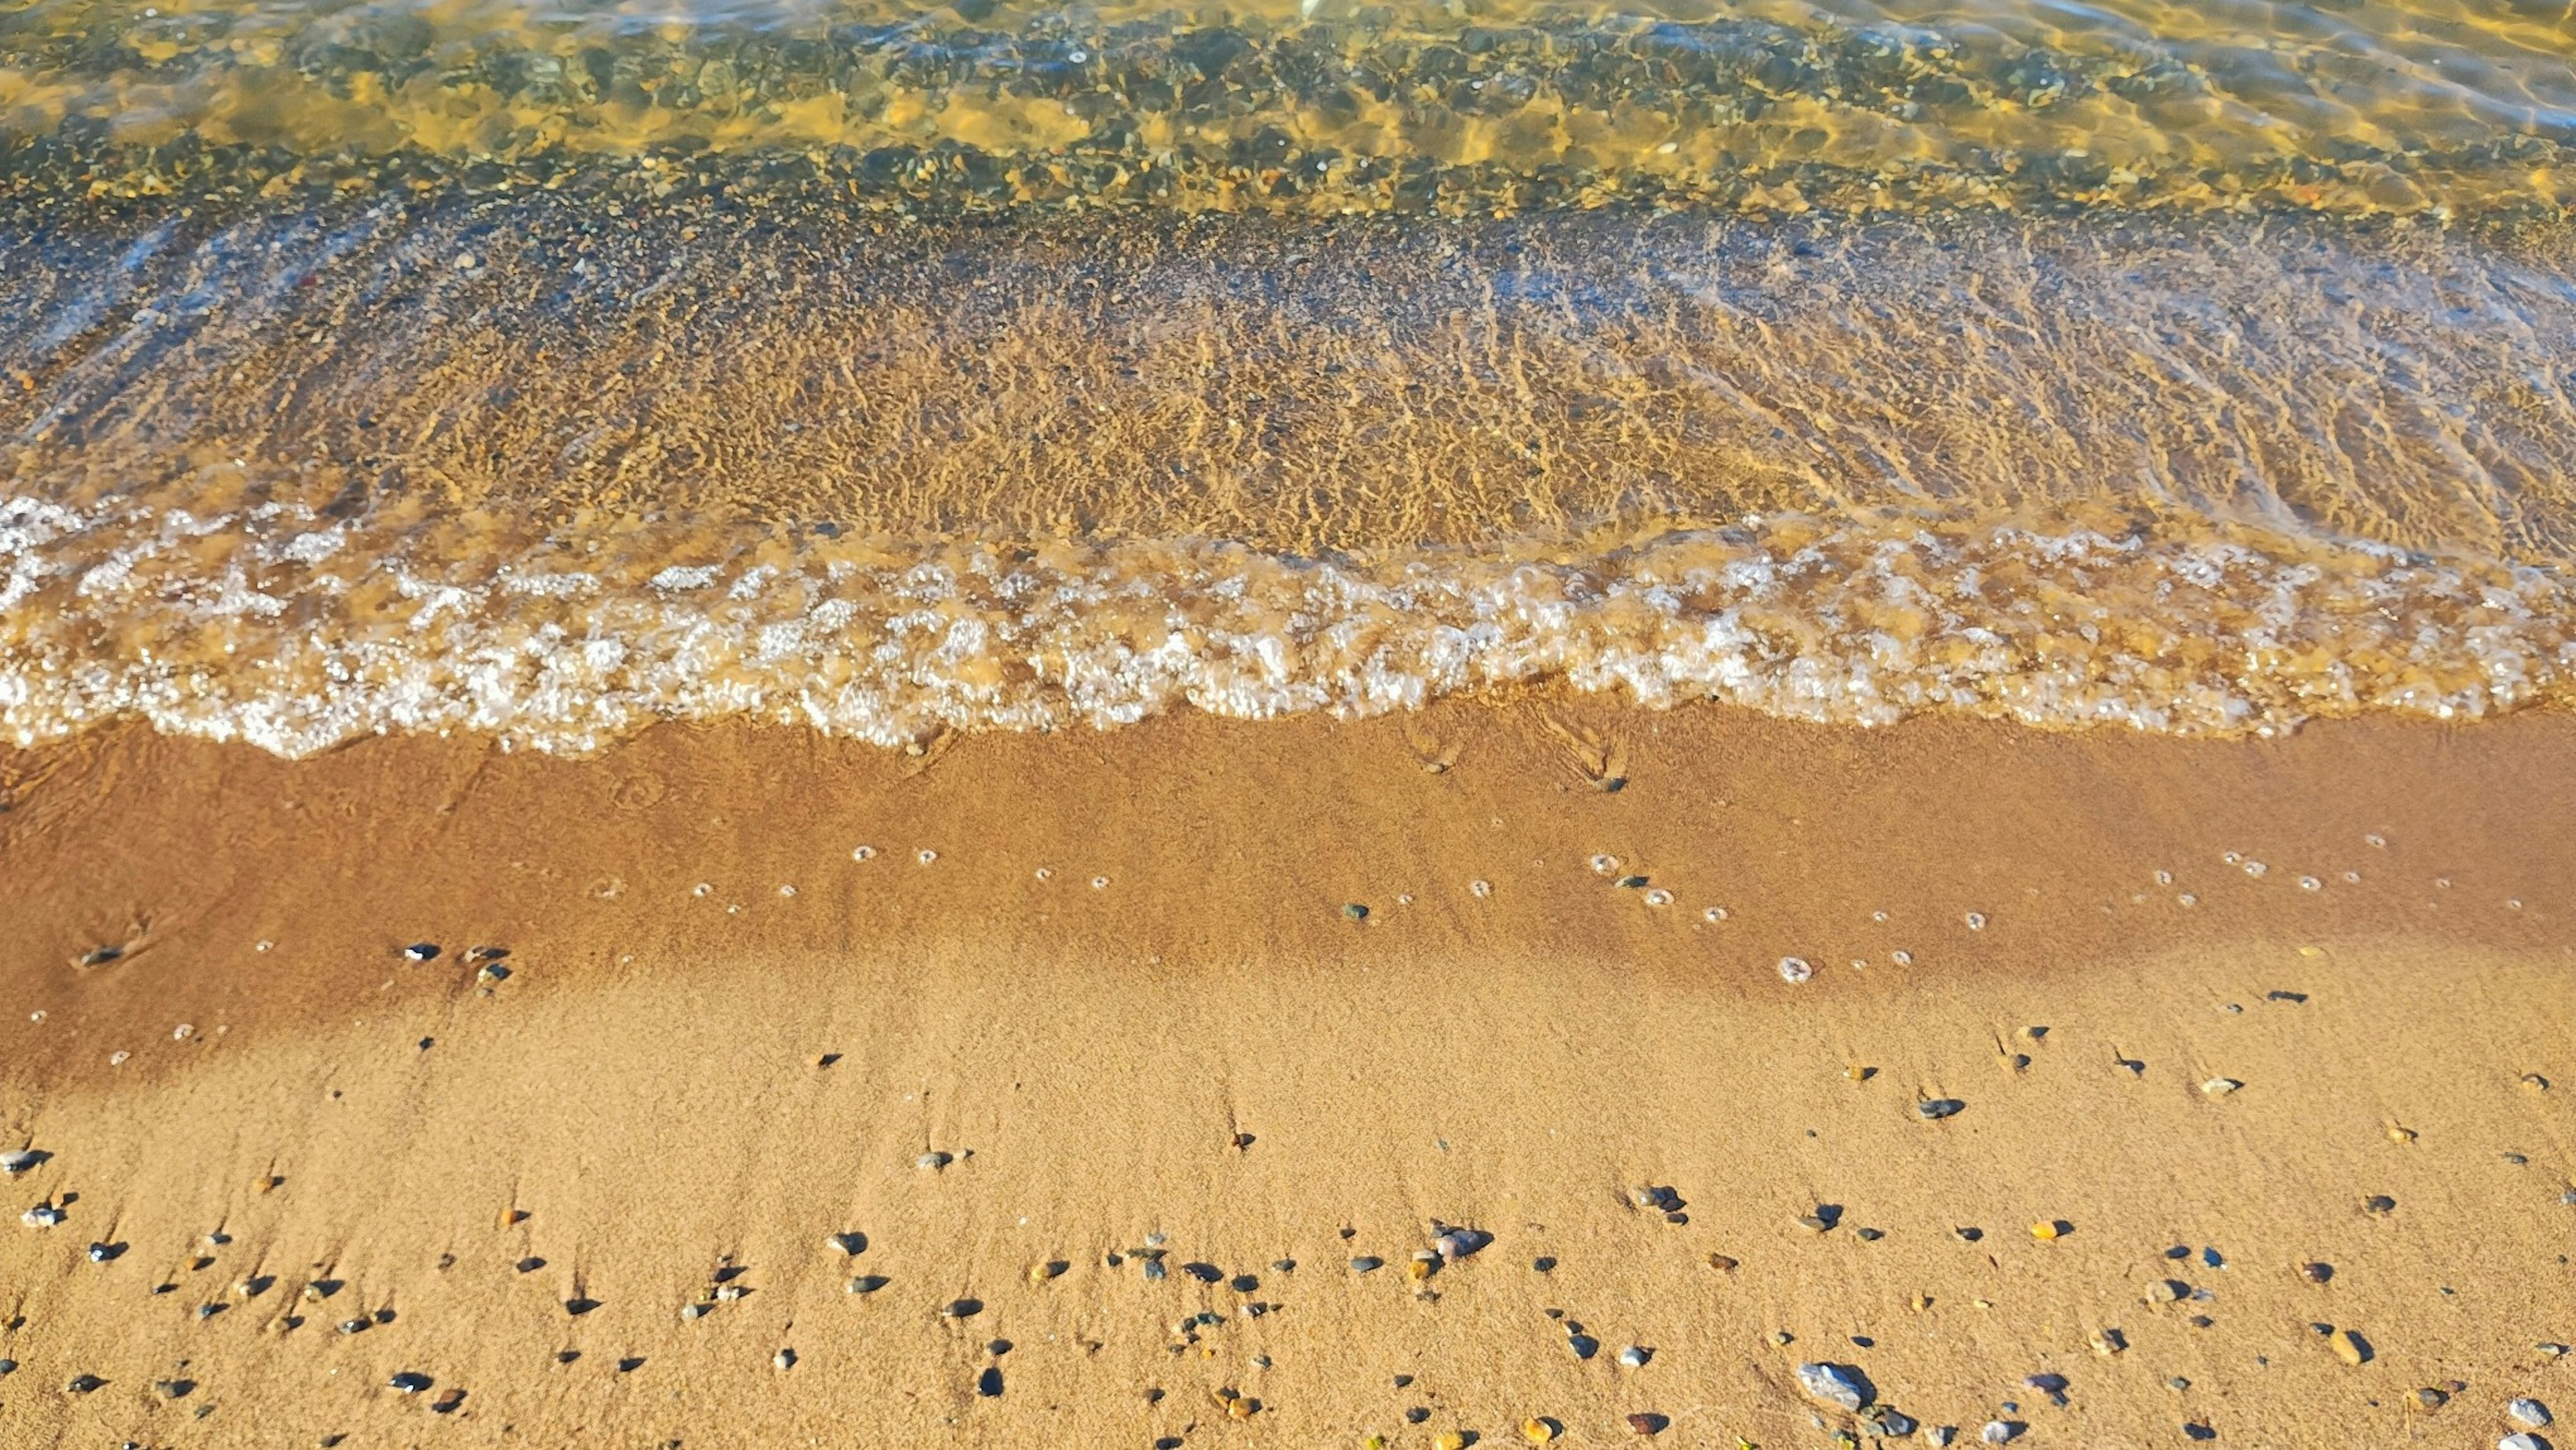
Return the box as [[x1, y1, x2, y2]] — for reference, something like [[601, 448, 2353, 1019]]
[[1965, 913, 1987, 930], [2155, 870, 2174, 885], [108, 1051, 128, 1066], [2344, 872, 2361, 882], [1891, 950, 1913, 966], [693, 883, 712, 897], [1702, 907, 1728, 923], [778, 885, 796, 897], [1091, 876, 1110, 890], [1644, 889, 1673, 907], [1590, 855, 1619, 875], [916, 849, 938, 865], [2245, 861, 2268, 877], [851, 846, 877, 862], [1470, 880, 1492, 898], [1778, 957, 1813, 984], [2223, 851, 2243, 865], [2301, 877, 2322, 891], [1034, 868, 1053, 881], [2178, 894, 2198, 907], [172, 1024, 193, 1040], [2367, 834, 2387, 847]]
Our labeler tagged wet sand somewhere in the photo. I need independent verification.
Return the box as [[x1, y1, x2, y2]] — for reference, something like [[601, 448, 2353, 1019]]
[[1, 703, 2572, 1446]]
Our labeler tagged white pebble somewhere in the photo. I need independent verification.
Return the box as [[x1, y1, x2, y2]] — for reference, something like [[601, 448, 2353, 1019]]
[[850, 845, 877, 862], [1589, 854, 1619, 875], [1702, 906, 1728, 923], [2508, 1398, 2551, 1429], [1470, 880, 1492, 898], [1965, 912, 1987, 930], [1644, 888, 1672, 907], [1778, 957, 1813, 984], [916, 849, 938, 865]]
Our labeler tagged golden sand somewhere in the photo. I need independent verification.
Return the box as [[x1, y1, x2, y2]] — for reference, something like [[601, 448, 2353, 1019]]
[[1, 702, 2571, 1444]]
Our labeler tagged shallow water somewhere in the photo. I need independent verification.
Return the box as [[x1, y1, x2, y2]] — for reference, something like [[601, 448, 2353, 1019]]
[[2, 0, 2572, 752]]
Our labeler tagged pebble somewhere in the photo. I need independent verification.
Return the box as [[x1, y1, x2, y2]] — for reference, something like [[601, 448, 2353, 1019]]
[[2300, 1261, 2334, 1284], [389, 1371, 433, 1394], [1521, 1417, 1558, 1443], [1778, 957, 1814, 983], [1349, 1256, 1383, 1274], [2330, 1328, 2373, 1365], [1434, 1227, 1491, 1261], [2502, 1437, 2548, 1450], [1796, 1361, 1870, 1412], [1617, 1345, 1651, 1367], [1624, 1412, 1664, 1436], [21, 1203, 64, 1228], [1916, 1098, 1966, 1121], [827, 1231, 867, 1256], [773, 1348, 797, 1371], [941, 1298, 983, 1318], [917, 1151, 953, 1171], [1982, 1421, 2023, 1443], [2200, 1078, 2241, 1096], [2510, 1399, 2553, 1429], [402, 943, 441, 962], [1, 1149, 42, 1175]]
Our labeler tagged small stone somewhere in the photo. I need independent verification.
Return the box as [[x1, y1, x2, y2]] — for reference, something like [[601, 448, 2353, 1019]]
[[402, 943, 441, 962], [1778, 957, 1814, 983], [1342, 903, 1369, 921], [1029, 1260, 1066, 1283], [1862, 1406, 1918, 1437], [1625, 1412, 1666, 1436], [846, 1275, 888, 1294], [680, 1303, 709, 1321], [1433, 1227, 1491, 1261], [1927, 1430, 1956, 1448], [773, 1348, 797, 1371], [1917, 1098, 1965, 1121], [66, 1374, 105, 1394], [2408, 1387, 2449, 1412], [389, 1372, 433, 1394], [2200, 1078, 2241, 1097], [2522, 1074, 2551, 1093], [2363, 1194, 2397, 1214], [2149, 1279, 2188, 1303], [2030, 1220, 2066, 1241], [2299, 1261, 2334, 1284], [1706, 1253, 1739, 1272], [476, 964, 511, 984], [1349, 1256, 1383, 1274], [1521, 1417, 1559, 1443], [0, 1149, 41, 1175], [1436, 1433, 1468, 1450], [1796, 1361, 1872, 1412], [2509, 1399, 2553, 1429], [2330, 1328, 2373, 1366], [2503, 1436, 2548, 1450], [21, 1203, 64, 1228], [941, 1298, 983, 1319], [1982, 1422, 2023, 1444], [1617, 1345, 1651, 1367], [917, 1151, 953, 1172], [827, 1232, 867, 1256], [2387, 1125, 2418, 1143], [2090, 1328, 2127, 1355]]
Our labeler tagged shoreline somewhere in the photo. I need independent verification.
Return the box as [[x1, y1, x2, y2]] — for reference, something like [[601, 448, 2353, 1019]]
[[1, 704, 2571, 1445]]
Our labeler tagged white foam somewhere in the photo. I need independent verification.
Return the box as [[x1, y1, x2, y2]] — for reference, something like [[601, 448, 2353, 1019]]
[[0, 497, 2570, 757]]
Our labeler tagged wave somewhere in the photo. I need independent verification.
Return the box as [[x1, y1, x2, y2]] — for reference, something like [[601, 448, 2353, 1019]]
[[3, 496, 2569, 756]]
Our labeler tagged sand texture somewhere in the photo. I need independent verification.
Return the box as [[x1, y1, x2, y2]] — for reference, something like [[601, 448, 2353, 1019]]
[[1, 703, 2572, 1447]]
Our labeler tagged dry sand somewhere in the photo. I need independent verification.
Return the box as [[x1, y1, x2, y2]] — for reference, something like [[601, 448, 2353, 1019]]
[[1, 702, 2571, 1448]]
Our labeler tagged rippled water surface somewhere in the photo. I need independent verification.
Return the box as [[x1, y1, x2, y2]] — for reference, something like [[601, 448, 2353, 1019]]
[[2, 0, 2572, 752]]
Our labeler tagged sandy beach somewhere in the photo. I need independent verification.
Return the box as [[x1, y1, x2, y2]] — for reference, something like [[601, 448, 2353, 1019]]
[[1, 701, 2570, 1447]]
